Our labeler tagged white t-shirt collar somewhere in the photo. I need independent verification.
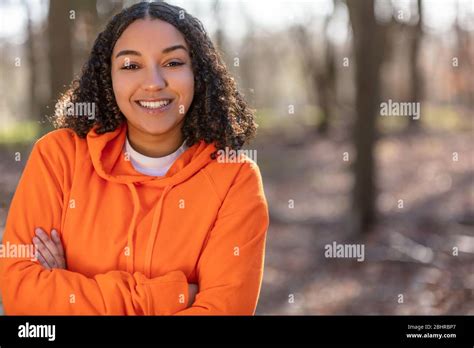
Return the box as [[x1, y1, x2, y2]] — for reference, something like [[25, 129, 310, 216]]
[[125, 137, 188, 177]]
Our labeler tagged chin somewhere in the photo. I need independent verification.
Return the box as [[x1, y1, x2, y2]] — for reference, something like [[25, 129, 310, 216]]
[[134, 118, 183, 137]]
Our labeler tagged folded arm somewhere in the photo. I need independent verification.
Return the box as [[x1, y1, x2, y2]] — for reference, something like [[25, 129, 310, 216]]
[[175, 163, 269, 315], [0, 137, 191, 315]]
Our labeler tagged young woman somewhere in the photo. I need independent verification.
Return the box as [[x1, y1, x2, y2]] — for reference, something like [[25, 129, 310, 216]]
[[0, 1, 269, 315]]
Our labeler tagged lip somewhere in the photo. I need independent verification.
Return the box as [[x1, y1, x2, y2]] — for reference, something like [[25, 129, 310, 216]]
[[136, 98, 173, 102], [134, 98, 174, 115]]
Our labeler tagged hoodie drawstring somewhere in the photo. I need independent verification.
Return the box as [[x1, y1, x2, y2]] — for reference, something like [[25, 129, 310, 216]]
[[144, 184, 173, 278], [126, 183, 140, 273], [126, 182, 173, 277]]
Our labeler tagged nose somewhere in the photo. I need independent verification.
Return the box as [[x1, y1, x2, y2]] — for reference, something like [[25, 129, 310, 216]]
[[142, 66, 167, 91]]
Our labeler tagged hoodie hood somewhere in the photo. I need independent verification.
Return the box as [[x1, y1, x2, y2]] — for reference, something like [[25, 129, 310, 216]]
[[87, 122, 217, 187], [86, 122, 217, 276]]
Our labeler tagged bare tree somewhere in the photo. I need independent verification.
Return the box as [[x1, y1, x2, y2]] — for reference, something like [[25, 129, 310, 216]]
[[233, 1, 258, 106], [346, 0, 388, 234], [212, 0, 225, 52], [407, 0, 423, 129], [454, 0, 473, 109], [47, 0, 74, 109], [292, 6, 337, 135], [22, 0, 39, 121]]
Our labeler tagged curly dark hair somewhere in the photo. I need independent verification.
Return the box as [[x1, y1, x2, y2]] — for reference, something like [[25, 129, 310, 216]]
[[52, 1, 256, 157]]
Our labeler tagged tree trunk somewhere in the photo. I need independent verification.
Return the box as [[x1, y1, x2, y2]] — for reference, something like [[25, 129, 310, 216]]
[[407, 0, 423, 130], [47, 0, 74, 108], [293, 14, 337, 136], [347, 0, 387, 234], [316, 14, 337, 135], [212, 0, 225, 53], [23, 0, 39, 122]]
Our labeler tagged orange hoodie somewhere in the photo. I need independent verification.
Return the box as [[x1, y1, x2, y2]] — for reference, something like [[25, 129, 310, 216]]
[[0, 122, 269, 315]]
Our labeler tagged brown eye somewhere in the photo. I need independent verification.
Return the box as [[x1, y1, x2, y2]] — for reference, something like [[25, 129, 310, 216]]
[[165, 61, 184, 67], [121, 63, 139, 70]]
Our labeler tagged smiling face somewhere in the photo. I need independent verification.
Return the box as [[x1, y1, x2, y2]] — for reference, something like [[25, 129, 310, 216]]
[[111, 18, 194, 142]]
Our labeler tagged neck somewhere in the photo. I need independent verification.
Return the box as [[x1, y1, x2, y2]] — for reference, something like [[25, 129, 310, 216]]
[[126, 122, 184, 158]]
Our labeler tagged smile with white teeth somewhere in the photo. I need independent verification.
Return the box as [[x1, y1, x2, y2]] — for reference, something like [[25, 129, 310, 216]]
[[137, 100, 171, 109]]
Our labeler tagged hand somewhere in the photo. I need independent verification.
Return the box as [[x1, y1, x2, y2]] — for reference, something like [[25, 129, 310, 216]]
[[32, 228, 66, 270], [188, 283, 199, 307]]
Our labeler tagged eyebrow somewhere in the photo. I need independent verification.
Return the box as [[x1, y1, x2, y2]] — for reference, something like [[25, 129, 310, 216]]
[[115, 45, 188, 59]]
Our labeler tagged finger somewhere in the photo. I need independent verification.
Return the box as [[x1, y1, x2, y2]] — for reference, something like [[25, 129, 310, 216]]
[[35, 228, 61, 265], [34, 228, 66, 269], [33, 237, 58, 268], [33, 235, 58, 269], [51, 229, 65, 258], [51, 230, 66, 269], [35, 249, 52, 270]]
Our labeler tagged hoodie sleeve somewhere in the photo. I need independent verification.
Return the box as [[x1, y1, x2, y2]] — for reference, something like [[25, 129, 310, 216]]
[[174, 162, 269, 315], [0, 134, 189, 315]]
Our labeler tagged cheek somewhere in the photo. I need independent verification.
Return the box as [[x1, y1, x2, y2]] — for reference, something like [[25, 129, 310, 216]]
[[170, 69, 194, 104], [112, 72, 135, 108]]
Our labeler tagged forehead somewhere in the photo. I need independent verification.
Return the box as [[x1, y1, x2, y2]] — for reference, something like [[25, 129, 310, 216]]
[[113, 18, 188, 54]]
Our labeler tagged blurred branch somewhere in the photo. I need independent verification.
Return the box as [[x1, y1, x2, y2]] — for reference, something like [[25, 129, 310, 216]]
[[291, 2, 338, 135], [21, 0, 39, 121]]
